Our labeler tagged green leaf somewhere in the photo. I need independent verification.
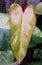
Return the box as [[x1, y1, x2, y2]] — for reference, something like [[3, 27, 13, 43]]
[[0, 52, 9, 65], [39, 26, 42, 31], [0, 13, 10, 51], [0, 29, 10, 51], [28, 26, 42, 48], [0, 50, 14, 65], [28, 0, 34, 4], [28, 62, 42, 65], [34, 49, 42, 60], [35, 2, 42, 15], [9, 3, 36, 63], [31, 26, 42, 43]]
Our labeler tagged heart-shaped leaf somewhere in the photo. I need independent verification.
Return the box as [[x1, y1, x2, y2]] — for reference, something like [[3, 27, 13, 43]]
[[9, 3, 36, 63], [35, 2, 42, 15]]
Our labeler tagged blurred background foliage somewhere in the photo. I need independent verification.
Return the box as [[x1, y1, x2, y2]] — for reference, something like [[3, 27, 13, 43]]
[[0, 0, 42, 13], [0, 0, 42, 65]]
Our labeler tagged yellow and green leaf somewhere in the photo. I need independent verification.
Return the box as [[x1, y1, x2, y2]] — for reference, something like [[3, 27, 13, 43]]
[[9, 3, 36, 64]]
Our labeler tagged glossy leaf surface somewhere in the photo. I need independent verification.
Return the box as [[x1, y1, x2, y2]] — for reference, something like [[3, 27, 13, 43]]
[[32, 26, 42, 44], [29, 26, 42, 48], [0, 50, 14, 65], [0, 13, 10, 51]]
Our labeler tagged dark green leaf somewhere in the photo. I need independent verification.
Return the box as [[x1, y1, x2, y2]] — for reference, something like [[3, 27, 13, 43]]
[[34, 49, 42, 60], [0, 29, 10, 51], [32, 26, 42, 43], [28, 26, 42, 48], [0, 13, 10, 51]]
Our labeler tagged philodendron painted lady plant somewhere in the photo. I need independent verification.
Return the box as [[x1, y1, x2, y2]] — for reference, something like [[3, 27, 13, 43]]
[[9, 3, 36, 64], [0, 1, 42, 65]]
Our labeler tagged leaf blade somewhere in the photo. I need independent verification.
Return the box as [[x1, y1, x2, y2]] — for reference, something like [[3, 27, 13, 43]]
[[9, 3, 36, 64]]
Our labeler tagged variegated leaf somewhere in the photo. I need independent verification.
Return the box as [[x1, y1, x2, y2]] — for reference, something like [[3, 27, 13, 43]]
[[9, 3, 36, 64]]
